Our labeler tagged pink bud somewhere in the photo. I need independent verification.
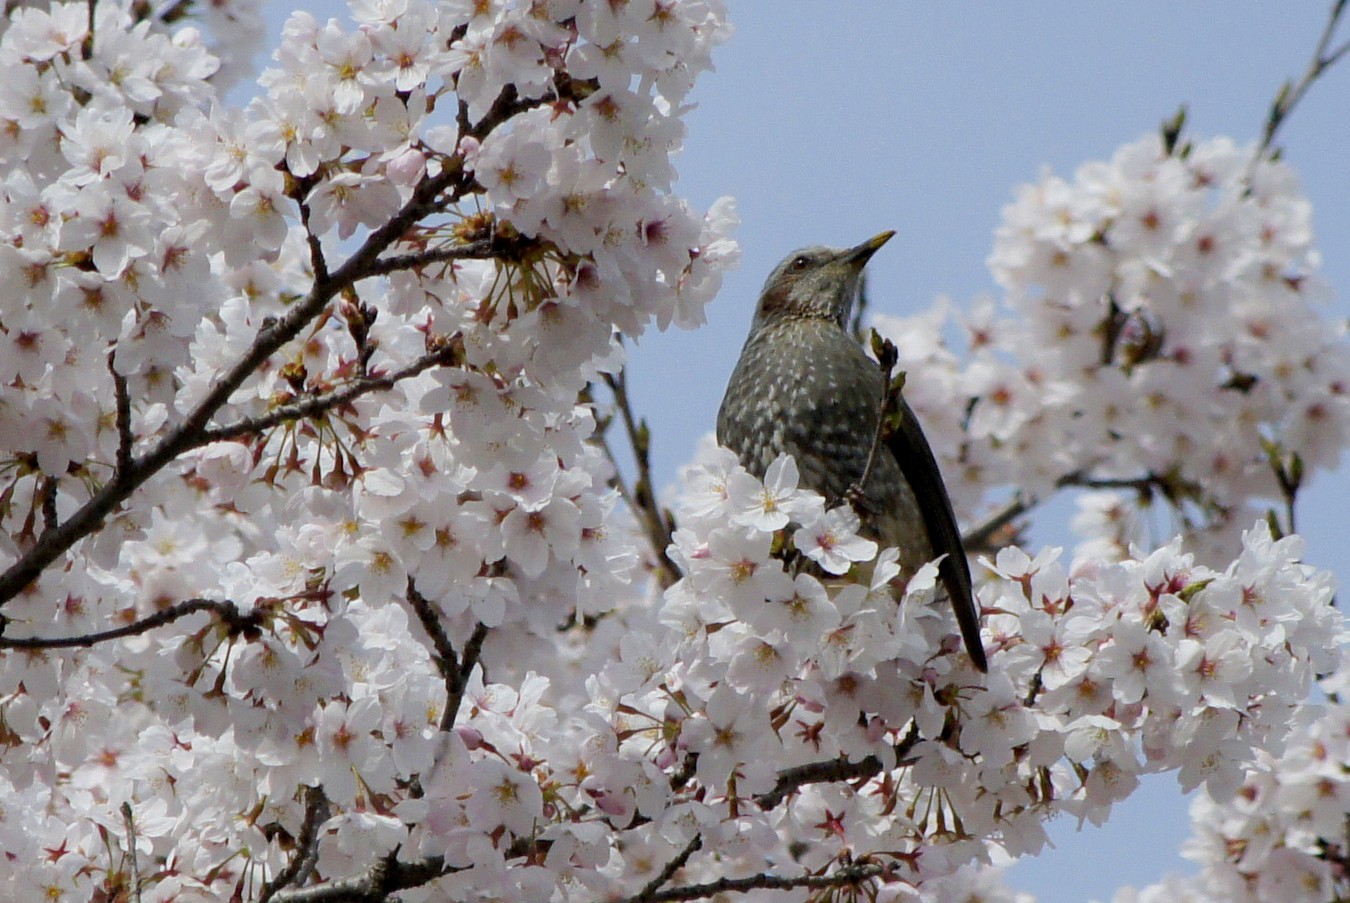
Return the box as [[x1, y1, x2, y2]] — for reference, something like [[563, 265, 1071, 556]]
[[457, 135, 481, 166], [594, 791, 630, 817], [865, 718, 886, 743], [386, 147, 426, 187], [455, 726, 484, 750]]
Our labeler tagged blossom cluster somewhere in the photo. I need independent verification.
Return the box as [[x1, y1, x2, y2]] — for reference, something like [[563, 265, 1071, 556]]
[[874, 133, 1350, 563], [642, 446, 1342, 894], [1111, 691, 1350, 903]]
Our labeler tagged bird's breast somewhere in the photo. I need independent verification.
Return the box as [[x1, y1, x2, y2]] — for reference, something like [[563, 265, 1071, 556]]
[[716, 318, 933, 572], [718, 320, 886, 497]]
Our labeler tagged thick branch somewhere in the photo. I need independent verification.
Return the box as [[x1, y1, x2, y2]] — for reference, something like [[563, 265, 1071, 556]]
[[359, 238, 498, 280], [260, 786, 332, 903], [405, 580, 489, 731], [445, 621, 489, 731], [631, 862, 886, 903], [755, 725, 921, 811], [270, 855, 448, 903]]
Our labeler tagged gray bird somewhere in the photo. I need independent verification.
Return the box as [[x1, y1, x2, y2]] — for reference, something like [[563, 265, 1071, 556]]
[[717, 232, 988, 672]]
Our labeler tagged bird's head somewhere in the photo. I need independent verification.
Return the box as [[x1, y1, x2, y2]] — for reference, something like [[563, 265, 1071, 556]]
[[751, 230, 895, 330]]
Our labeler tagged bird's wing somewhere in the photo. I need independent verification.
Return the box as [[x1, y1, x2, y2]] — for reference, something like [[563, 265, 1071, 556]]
[[886, 399, 988, 672]]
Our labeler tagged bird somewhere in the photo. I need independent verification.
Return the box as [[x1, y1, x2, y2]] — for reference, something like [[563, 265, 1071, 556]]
[[716, 231, 988, 672]]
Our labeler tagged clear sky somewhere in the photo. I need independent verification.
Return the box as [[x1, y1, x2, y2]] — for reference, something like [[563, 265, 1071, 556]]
[[251, 4, 1350, 900]]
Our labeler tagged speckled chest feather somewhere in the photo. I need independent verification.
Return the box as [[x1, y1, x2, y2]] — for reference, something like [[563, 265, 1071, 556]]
[[716, 315, 927, 568]]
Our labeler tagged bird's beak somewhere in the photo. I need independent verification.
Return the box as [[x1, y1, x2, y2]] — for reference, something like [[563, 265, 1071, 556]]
[[842, 230, 896, 267]]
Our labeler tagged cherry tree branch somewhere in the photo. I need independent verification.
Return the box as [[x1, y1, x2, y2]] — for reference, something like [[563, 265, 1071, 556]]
[[268, 839, 889, 903], [110, 352, 134, 477], [270, 855, 449, 903], [1264, 439, 1304, 537], [403, 581, 491, 730], [200, 342, 464, 444], [754, 724, 921, 811], [446, 621, 489, 732], [601, 370, 680, 587], [259, 787, 331, 903], [627, 861, 887, 903], [265, 723, 921, 902], [962, 495, 1029, 555], [37, 476, 57, 535], [297, 182, 331, 285], [405, 579, 459, 679], [121, 801, 144, 903], [0, 597, 262, 649], [630, 835, 702, 903], [359, 237, 499, 279], [959, 466, 1198, 557]]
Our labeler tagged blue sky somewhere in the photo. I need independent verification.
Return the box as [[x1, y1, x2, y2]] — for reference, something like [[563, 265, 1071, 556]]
[[249, 4, 1350, 900]]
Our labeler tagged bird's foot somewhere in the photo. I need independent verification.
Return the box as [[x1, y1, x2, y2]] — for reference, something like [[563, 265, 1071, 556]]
[[844, 482, 879, 519]]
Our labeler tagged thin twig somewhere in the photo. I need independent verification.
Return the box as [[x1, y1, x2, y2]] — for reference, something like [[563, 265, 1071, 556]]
[[1256, 0, 1350, 158], [202, 343, 461, 444], [1263, 439, 1303, 536], [405, 580, 489, 731], [0, 597, 260, 649], [109, 352, 133, 476], [958, 466, 1184, 557], [298, 192, 330, 285], [121, 802, 143, 903], [631, 835, 702, 903], [602, 371, 679, 587], [855, 340, 897, 500], [851, 330, 901, 508], [591, 396, 644, 531], [961, 495, 1028, 554]]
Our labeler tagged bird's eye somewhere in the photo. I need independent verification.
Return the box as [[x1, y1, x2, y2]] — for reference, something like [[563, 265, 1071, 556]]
[[791, 256, 809, 271]]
